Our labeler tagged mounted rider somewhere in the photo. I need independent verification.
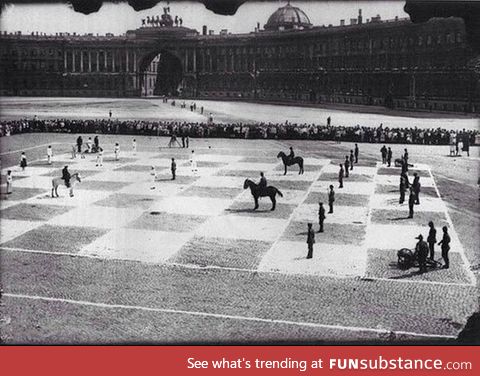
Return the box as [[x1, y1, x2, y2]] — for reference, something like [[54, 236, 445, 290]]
[[258, 172, 267, 195], [62, 166, 71, 188], [288, 147, 295, 164]]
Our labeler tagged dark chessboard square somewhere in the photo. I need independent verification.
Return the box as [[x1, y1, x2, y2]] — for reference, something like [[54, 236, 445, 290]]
[[0, 187, 44, 201], [240, 156, 276, 163], [270, 180, 311, 191], [170, 236, 272, 270], [155, 175, 199, 184], [318, 172, 373, 182], [40, 169, 100, 179], [75, 180, 131, 191], [179, 186, 242, 199], [0, 203, 72, 222], [29, 161, 69, 168], [365, 248, 472, 285], [0, 174, 27, 184], [375, 184, 439, 198], [1, 224, 108, 253], [282, 221, 366, 245], [127, 211, 209, 232], [114, 164, 156, 172], [226, 201, 296, 219], [377, 168, 430, 178], [304, 191, 369, 206], [93, 193, 160, 210], [370, 209, 448, 227], [195, 161, 229, 168]]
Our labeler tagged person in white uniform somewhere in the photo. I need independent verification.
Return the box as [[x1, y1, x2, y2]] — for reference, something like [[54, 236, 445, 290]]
[[190, 150, 197, 174], [47, 145, 53, 164]]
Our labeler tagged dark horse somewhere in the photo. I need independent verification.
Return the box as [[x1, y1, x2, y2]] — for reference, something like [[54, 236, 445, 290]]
[[243, 179, 283, 211], [277, 151, 304, 175]]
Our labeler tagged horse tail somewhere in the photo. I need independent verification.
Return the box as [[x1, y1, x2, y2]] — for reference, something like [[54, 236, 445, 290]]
[[276, 188, 283, 197]]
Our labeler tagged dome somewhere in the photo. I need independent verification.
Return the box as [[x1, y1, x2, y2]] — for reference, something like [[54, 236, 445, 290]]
[[264, 2, 313, 31]]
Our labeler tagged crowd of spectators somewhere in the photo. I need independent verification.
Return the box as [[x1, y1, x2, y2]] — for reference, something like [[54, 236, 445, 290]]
[[0, 117, 477, 146]]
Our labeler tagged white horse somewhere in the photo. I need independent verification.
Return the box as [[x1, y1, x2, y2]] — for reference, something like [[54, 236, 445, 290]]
[[52, 172, 81, 198]]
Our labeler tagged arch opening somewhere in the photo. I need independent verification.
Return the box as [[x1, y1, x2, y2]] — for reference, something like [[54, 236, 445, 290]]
[[140, 50, 183, 97]]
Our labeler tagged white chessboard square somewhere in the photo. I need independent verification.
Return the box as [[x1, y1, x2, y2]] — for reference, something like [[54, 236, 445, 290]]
[[175, 166, 221, 177], [370, 194, 446, 212], [258, 240, 366, 277], [48, 206, 143, 229], [366, 224, 462, 252], [311, 180, 375, 195], [117, 181, 186, 196], [149, 196, 232, 216], [303, 158, 331, 166], [25, 189, 112, 207], [79, 228, 191, 263], [192, 176, 245, 189], [293, 204, 368, 225], [196, 154, 243, 163], [269, 170, 320, 182], [321, 164, 375, 176], [196, 215, 287, 242], [89, 170, 149, 183], [226, 162, 278, 172], [0, 219, 43, 244], [375, 174, 435, 187], [12, 175, 55, 189]]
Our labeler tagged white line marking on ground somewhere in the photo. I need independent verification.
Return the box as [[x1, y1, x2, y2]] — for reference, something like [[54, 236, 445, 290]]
[[2, 246, 474, 287], [428, 167, 477, 285], [0, 142, 68, 156], [3, 292, 457, 340]]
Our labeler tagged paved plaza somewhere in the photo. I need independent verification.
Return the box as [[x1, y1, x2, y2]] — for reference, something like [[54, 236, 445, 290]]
[[0, 133, 478, 344]]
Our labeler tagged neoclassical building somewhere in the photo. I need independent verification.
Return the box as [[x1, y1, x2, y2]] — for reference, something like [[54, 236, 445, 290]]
[[0, 3, 478, 113]]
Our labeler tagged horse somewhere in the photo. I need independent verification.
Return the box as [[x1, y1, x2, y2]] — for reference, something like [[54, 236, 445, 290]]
[[52, 172, 81, 198], [277, 151, 304, 175], [243, 179, 283, 211]]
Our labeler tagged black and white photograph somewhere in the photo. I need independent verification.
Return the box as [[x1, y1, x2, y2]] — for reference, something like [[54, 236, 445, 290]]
[[0, 0, 479, 345]]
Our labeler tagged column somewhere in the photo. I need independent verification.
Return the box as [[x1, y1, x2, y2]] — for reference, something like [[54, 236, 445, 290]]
[[64, 50, 67, 71], [88, 51, 92, 72], [126, 50, 129, 72], [193, 49, 197, 73], [80, 51, 84, 72], [185, 50, 189, 73], [104, 50, 107, 71], [133, 51, 137, 72], [96, 51, 99, 72], [112, 50, 116, 72], [72, 50, 75, 72]]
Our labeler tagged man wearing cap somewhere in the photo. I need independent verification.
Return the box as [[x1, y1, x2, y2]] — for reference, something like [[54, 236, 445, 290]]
[[438, 226, 451, 269], [354, 144, 359, 163], [415, 234, 429, 273], [328, 185, 335, 214], [344, 155, 350, 178], [318, 202, 326, 233], [338, 164, 344, 189], [306, 223, 315, 259], [412, 173, 421, 205], [408, 187, 416, 218]]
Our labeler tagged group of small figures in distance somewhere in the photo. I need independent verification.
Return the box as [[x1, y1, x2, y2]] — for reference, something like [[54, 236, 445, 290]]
[[141, 8, 183, 28]]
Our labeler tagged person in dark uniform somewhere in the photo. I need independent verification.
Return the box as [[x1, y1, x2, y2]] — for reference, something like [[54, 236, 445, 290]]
[[349, 150, 354, 170], [344, 156, 349, 178], [328, 185, 335, 213], [318, 202, 325, 233], [288, 147, 295, 164], [94, 135, 99, 151], [181, 135, 186, 148], [408, 187, 416, 218], [387, 147, 392, 167], [258, 172, 267, 195], [401, 156, 408, 174], [327, 116, 331, 127], [404, 148, 409, 172], [338, 164, 344, 188], [380, 145, 387, 164], [76, 136, 83, 153], [62, 165, 71, 188], [412, 173, 421, 205], [415, 234, 429, 273], [438, 226, 451, 269], [354, 143, 359, 163], [399, 173, 407, 204], [306, 223, 315, 259], [171, 158, 176, 180], [427, 221, 437, 260]]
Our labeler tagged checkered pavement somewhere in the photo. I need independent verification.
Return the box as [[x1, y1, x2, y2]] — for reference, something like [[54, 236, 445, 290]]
[[0, 149, 474, 286]]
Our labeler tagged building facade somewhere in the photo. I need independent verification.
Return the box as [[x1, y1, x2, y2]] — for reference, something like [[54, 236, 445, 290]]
[[0, 3, 478, 113]]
